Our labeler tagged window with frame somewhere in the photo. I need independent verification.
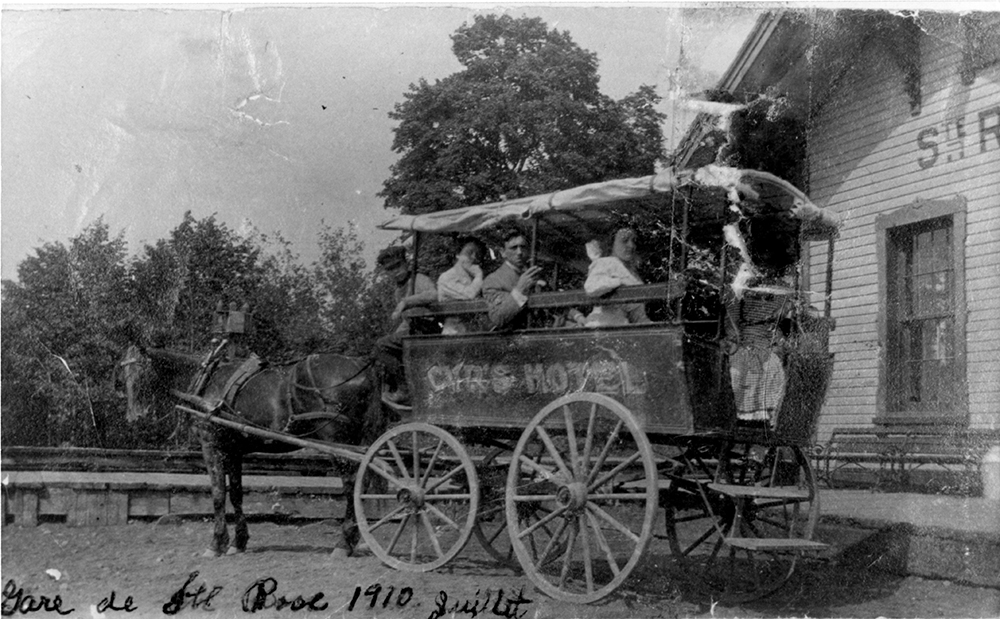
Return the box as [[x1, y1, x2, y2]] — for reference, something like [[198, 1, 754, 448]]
[[877, 197, 967, 423]]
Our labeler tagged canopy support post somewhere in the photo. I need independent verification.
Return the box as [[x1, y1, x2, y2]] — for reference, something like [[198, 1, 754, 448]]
[[409, 232, 421, 296]]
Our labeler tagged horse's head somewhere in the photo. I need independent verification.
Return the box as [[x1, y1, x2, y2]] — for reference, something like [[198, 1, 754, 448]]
[[120, 344, 203, 421]]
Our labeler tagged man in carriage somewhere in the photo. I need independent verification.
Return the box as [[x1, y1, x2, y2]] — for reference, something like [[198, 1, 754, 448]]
[[374, 245, 438, 405], [482, 227, 545, 331]]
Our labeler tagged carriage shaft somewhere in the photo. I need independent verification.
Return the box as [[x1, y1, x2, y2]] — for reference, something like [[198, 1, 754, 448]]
[[174, 403, 366, 463]]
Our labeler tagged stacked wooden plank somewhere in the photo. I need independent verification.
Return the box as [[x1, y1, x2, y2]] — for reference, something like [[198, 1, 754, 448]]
[[1, 447, 346, 526]]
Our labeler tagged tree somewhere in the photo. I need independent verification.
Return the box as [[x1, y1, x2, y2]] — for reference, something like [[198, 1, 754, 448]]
[[380, 14, 666, 227], [311, 223, 394, 356], [1, 219, 150, 447]]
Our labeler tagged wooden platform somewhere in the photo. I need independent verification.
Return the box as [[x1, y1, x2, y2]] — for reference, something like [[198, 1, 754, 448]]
[[1, 470, 346, 527]]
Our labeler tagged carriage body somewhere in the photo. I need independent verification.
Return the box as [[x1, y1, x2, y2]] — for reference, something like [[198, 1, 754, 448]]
[[354, 164, 841, 602], [403, 324, 731, 437]]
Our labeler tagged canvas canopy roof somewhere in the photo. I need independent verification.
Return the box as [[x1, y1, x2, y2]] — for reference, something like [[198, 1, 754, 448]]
[[378, 165, 841, 243]]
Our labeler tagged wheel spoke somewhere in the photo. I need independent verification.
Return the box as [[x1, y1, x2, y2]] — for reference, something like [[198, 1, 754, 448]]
[[534, 517, 568, 569], [410, 521, 418, 563], [582, 402, 597, 474], [517, 504, 568, 540], [513, 494, 559, 502], [585, 510, 620, 577], [387, 439, 411, 481], [367, 460, 406, 489], [563, 404, 580, 476], [585, 492, 651, 502], [517, 453, 556, 481], [385, 514, 410, 555], [412, 430, 420, 482], [536, 426, 573, 481], [681, 522, 721, 556], [485, 522, 506, 545], [559, 519, 579, 589], [579, 513, 594, 593], [420, 512, 444, 559], [424, 502, 460, 531], [425, 463, 466, 493], [586, 502, 639, 543], [420, 438, 444, 487], [589, 451, 642, 493], [586, 419, 624, 486], [368, 504, 408, 532]]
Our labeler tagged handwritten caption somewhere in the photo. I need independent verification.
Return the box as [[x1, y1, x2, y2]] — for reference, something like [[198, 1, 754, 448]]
[[2, 574, 532, 618]]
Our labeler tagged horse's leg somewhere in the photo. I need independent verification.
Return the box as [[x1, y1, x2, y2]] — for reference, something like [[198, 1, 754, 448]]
[[226, 450, 249, 554], [200, 431, 229, 557], [332, 459, 359, 558]]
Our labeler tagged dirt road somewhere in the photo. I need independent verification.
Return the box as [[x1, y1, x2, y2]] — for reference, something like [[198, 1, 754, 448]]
[[2, 520, 998, 618]]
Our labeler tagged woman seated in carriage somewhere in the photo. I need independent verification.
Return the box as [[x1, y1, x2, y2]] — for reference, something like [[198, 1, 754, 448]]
[[581, 227, 651, 327]]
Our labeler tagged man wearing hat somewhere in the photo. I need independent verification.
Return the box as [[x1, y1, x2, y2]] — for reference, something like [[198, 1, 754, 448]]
[[374, 246, 437, 406]]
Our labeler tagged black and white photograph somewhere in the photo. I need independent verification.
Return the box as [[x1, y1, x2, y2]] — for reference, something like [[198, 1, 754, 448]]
[[2, 3, 999, 617]]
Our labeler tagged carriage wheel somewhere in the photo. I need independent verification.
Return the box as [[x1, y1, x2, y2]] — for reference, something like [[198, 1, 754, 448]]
[[472, 447, 520, 570], [354, 422, 479, 572], [663, 440, 820, 603], [505, 393, 658, 603]]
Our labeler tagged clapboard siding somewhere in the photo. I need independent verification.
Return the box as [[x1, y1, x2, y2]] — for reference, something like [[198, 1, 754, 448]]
[[806, 21, 1000, 435], [813, 168, 998, 214]]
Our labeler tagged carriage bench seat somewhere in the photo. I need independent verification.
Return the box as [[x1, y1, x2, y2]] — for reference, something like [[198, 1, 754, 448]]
[[819, 427, 1000, 492]]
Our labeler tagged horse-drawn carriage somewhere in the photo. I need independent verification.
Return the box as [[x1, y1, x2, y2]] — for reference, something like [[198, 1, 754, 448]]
[[130, 164, 840, 605]]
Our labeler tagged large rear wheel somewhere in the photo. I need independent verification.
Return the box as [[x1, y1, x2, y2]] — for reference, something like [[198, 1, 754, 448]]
[[354, 423, 479, 572], [505, 393, 658, 603]]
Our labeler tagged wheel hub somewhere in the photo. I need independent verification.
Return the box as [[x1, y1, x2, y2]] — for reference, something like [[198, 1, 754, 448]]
[[556, 481, 588, 512], [397, 485, 425, 508]]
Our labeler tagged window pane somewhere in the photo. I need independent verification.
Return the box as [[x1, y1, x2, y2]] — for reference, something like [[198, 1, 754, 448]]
[[920, 317, 954, 361], [912, 270, 952, 314]]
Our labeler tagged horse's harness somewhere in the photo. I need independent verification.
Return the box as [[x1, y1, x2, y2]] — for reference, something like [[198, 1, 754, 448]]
[[189, 340, 371, 437]]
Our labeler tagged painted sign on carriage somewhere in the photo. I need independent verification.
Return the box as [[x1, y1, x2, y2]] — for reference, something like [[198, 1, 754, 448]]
[[423, 358, 648, 398], [403, 325, 719, 434]]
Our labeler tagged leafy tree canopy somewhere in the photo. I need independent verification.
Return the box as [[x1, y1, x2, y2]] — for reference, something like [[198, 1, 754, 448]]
[[381, 14, 666, 232], [1, 213, 388, 449]]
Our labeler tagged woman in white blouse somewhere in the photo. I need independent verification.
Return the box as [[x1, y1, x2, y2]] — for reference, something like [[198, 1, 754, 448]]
[[582, 228, 650, 327]]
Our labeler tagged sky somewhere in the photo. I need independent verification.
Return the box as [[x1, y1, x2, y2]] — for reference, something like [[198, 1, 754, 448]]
[[0, 4, 762, 281]]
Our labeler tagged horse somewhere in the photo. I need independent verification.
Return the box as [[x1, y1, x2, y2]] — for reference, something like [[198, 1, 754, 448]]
[[120, 342, 387, 557]]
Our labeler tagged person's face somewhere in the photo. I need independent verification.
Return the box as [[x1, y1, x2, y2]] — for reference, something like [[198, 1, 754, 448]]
[[501, 235, 528, 270], [612, 229, 637, 263], [457, 244, 481, 269], [387, 261, 409, 285]]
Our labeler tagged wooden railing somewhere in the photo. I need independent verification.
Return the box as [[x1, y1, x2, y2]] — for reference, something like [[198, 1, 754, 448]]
[[402, 282, 686, 318]]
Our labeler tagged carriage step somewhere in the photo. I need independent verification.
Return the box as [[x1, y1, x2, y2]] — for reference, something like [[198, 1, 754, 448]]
[[708, 483, 810, 500], [724, 537, 829, 552]]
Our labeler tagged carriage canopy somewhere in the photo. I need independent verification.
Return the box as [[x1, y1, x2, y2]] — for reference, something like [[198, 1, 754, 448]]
[[378, 165, 840, 245]]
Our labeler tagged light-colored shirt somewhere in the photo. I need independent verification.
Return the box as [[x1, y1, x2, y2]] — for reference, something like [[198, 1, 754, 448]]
[[437, 263, 483, 302], [583, 257, 648, 327], [437, 263, 483, 335]]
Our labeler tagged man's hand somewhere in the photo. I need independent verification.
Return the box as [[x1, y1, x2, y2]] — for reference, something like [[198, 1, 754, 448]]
[[514, 265, 543, 295], [469, 264, 483, 279]]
